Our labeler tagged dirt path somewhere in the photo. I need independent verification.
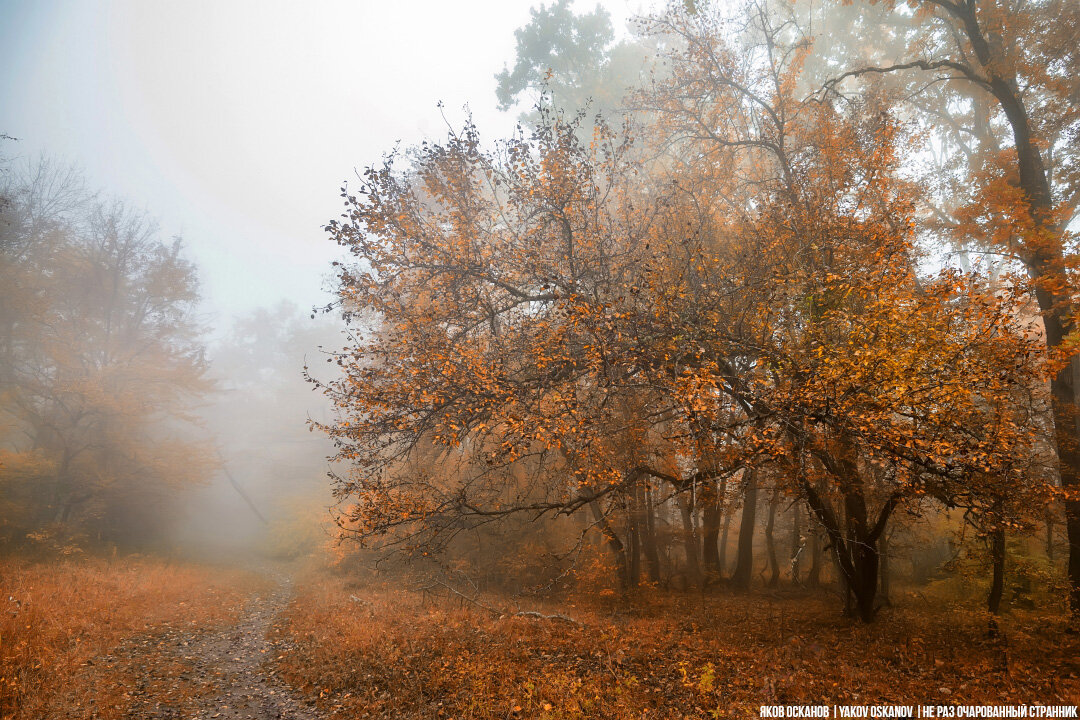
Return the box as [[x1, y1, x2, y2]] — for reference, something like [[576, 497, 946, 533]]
[[115, 574, 324, 720]]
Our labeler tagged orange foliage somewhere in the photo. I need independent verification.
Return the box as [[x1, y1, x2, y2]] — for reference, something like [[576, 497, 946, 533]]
[[314, 2, 1054, 620]]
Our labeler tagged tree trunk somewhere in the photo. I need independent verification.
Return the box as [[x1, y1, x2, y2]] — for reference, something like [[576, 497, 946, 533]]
[[633, 479, 661, 582], [808, 525, 822, 587], [844, 489, 880, 622], [837, 540, 854, 616], [1039, 289, 1080, 625], [647, 484, 662, 576], [677, 492, 702, 588], [971, 11, 1080, 624], [765, 486, 780, 587], [1047, 510, 1055, 562], [590, 500, 629, 590], [802, 472, 898, 623], [719, 506, 731, 576], [790, 501, 803, 585], [989, 528, 1006, 615], [879, 529, 891, 605], [701, 480, 722, 583], [731, 470, 758, 589]]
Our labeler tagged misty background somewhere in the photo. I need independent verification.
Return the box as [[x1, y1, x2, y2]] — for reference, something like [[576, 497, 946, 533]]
[[1, 0, 641, 320], [0, 0, 650, 558]]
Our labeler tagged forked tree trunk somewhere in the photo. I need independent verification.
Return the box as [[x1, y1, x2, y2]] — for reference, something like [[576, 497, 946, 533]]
[[590, 500, 629, 591], [802, 473, 899, 623]]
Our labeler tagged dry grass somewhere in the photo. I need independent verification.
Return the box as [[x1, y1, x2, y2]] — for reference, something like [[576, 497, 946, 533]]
[[275, 571, 1080, 720], [0, 555, 263, 719]]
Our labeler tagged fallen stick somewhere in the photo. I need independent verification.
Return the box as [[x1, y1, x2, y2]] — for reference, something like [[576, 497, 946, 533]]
[[418, 579, 503, 616], [416, 578, 583, 627], [512, 610, 582, 627]]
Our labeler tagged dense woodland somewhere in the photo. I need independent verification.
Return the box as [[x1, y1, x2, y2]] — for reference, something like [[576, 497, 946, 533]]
[[2, 0, 1079, 717]]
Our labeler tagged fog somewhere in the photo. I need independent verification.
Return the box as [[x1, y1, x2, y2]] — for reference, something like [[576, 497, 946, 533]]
[[0, 0, 650, 558], [1, 0, 641, 323]]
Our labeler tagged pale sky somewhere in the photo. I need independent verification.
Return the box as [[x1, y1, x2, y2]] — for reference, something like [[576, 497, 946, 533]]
[[0, 0, 647, 330]]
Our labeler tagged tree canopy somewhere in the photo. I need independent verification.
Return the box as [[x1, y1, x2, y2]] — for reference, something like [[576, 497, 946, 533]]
[[308, 0, 1080, 625]]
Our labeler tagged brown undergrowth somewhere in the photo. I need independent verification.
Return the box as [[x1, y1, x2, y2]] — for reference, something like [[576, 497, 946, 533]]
[[0, 556, 264, 719], [274, 571, 1080, 720]]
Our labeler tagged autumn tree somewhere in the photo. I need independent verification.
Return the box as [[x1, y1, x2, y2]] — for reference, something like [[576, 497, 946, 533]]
[[318, 98, 1048, 621], [806, 0, 1080, 621], [0, 158, 212, 548], [624, 2, 1051, 617], [315, 113, 665, 584], [318, 3, 1055, 621]]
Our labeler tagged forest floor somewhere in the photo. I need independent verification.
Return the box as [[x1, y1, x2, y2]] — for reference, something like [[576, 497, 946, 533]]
[[4, 558, 1080, 720], [0, 557, 323, 720], [276, 568, 1080, 720]]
